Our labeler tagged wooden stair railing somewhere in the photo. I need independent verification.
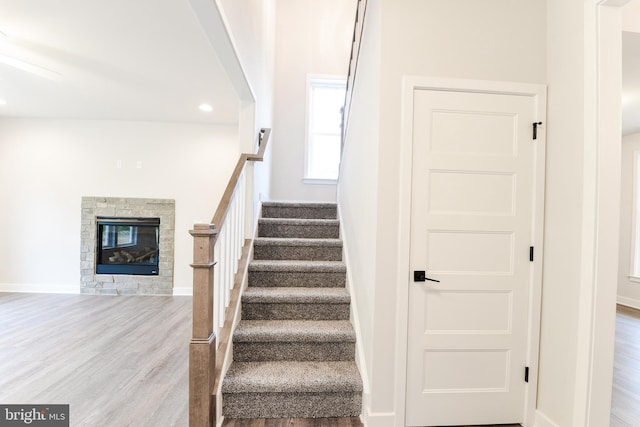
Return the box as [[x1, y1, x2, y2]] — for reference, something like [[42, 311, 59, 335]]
[[189, 128, 271, 427], [341, 0, 369, 149]]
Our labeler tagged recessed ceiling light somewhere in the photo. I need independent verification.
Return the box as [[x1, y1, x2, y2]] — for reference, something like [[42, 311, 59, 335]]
[[199, 104, 213, 112]]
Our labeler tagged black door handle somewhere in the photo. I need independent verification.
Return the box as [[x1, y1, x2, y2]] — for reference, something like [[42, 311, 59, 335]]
[[413, 270, 440, 283]]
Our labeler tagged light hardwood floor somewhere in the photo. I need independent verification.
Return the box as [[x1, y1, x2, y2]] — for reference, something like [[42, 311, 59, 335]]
[[1, 293, 638, 427], [0, 293, 191, 427], [611, 305, 640, 427]]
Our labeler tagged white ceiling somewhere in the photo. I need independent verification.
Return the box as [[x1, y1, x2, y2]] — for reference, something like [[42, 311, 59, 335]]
[[0, 0, 240, 124], [2, 2, 636, 133]]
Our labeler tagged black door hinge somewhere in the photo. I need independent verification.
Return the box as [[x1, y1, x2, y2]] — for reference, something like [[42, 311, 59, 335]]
[[529, 246, 534, 262], [533, 122, 543, 140], [525, 366, 530, 383]]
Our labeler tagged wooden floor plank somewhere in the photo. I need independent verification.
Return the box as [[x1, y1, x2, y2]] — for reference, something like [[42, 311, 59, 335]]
[[611, 305, 640, 427], [0, 293, 191, 427], [1, 294, 638, 426]]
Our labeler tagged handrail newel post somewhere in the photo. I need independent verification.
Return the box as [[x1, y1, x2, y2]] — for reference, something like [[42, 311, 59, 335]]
[[189, 223, 218, 427]]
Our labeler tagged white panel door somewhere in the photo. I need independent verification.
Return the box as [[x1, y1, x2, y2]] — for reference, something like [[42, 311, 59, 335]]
[[406, 88, 540, 426]]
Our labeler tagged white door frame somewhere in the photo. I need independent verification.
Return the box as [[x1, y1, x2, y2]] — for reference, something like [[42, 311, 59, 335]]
[[395, 77, 547, 427]]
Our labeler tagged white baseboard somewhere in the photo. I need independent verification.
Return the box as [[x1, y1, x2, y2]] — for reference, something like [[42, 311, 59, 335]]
[[363, 408, 397, 427], [337, 205, 371, 397], [0, 283, 197, 297], [172, 286, 193, 296], [617, 295, 640, 310], [0, 283, 79, 294], [535, 411, 560, 427]]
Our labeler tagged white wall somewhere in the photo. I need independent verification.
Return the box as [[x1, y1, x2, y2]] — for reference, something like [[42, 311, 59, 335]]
[[533, 1, 585, 425], [215, 0, 276, 228], [339, 1, 618, 425], [619, 133, 640, 309], [623, 0, 640, 33], [270, 0, 356, 202], [332, 0, 630, 425], [0, 118, 238, 293], [337, 0, 381, 415], [218, 0, 276, 131], [375, 0, 545, 423]]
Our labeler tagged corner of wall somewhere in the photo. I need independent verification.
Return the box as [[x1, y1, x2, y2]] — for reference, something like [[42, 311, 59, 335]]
[[535, 410, 562, 427], [617, 295, 640, 310], [362, 397, 396, 427], [172, 286, 194, 296]]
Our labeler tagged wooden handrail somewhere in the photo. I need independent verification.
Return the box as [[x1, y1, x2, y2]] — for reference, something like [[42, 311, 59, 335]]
[[189, 127, 271, 427], [341, 0, 368, 148], [212, 128, 271, 228]]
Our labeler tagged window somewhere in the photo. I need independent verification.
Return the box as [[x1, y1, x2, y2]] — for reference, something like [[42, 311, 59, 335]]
[[305, 77, 346, 181]]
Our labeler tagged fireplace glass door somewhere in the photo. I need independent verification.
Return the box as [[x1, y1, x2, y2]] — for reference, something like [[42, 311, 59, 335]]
[[96, 217, 160, 275]]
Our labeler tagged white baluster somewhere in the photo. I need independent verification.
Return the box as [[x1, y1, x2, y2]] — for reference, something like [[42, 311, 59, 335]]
[[213, 236, 222, 337]]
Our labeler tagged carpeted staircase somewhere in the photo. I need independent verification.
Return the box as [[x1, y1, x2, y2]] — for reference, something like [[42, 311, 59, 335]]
[[222, 201, 363, 419]]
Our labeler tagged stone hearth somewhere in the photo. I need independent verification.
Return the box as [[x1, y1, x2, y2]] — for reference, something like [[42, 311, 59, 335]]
[[80, 197, 175, 295]]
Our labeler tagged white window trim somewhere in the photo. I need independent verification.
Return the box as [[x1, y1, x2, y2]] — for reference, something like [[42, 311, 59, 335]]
[[302, 178, 338, 185], [303, 74, 346, 181]]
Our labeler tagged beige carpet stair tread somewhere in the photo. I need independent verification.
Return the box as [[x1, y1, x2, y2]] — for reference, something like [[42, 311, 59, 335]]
[[222, 361, 362, 393], [234, 320, 356, 342], [242, 287, 350, 303]]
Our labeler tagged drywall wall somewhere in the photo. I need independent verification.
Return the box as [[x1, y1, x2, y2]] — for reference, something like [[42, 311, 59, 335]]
[[618, 133, 640, 309], [371, 0, 546, 419], [334, 0, 620, 424], [270, 0, 356, 202], [337, 0, 381, 415], [623, 0, 640, 33], [215, 0, 276, 227], [217, 0, 276, 130], [0, 118, 238, 293], [532, 1, 585, 425], [341, 0, 547, 423]]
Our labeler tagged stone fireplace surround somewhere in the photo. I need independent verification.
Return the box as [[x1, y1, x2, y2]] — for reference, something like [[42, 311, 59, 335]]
[[80, 197, 175, 295]]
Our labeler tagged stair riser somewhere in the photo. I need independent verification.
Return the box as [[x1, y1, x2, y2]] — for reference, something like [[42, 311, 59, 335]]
[[233, 342, 355, 362], [248, 271, 346, 287], [254, 245, 342, 261], [262, 206, 337, 220], [258, 223, 339, 239], [242, 303, 350, 320], [223, 392, 361, 418]]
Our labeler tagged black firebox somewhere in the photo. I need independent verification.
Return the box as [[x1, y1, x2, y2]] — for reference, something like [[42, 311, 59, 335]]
[[96, 217, 160, 275]]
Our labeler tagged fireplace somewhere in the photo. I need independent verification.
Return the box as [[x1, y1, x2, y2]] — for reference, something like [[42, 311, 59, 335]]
[[96, 217, 160, 275], [81, 197, 175, 295]]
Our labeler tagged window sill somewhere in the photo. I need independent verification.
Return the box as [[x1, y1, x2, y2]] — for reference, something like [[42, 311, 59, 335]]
[[628, 275, 640, 283], [303, 178, 338, 185]]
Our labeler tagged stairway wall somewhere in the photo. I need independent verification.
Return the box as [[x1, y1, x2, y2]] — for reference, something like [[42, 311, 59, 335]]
[[338, 1, 547, 424], [270, 0, 357, 202]]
